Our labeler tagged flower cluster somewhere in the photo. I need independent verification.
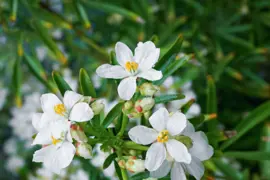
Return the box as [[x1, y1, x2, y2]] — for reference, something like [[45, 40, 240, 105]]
[[31, 41, 213, 179]]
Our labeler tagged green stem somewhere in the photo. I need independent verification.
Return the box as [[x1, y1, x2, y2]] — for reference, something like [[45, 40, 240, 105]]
[[117, 114, 129, 137], [121, 168, 129, 180], [123, 141, 149, 151]]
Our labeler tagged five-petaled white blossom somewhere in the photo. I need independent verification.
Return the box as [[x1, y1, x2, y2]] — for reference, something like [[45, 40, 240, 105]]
[[128, 107, 191, 171], [96, 41, 162, 100], [37, 91, 94, 123], [150, 122, 214, 180]]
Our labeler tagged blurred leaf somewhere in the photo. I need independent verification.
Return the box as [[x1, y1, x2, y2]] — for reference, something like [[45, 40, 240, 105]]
[[10, 0, 18, 22], [181, 99, 195, 114], [260, 122, 270, 178], [52, 71, 72, 96], [154, 94, 185, 104], [73, 0, 91, 29], [130, 171, 150, 180], [223, 151, 270, 160], [221, 101, 270, 150], [79, 68, 96, 97], [212, 159, 242, 180], [12, 53, 22, 107], [102, 103, 124, 128]]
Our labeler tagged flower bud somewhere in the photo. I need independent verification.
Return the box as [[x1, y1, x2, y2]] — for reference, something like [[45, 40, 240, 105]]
[[76, 142, 92, 159], [125, 157, 145, 173], [135, 98, 155, 113], [139, 83, 159, 96], [90, 100, 104, 115], [128, 111, 142, 118], [175, 135, 193, 149], [143, 111, 151, 119], [70, 124, 87, 142], [81, 96, 92, 103], [124, 101, 133, 111]]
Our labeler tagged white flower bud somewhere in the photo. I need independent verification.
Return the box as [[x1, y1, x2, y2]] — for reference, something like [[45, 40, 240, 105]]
[[90, 100, 105, 115], [139, 83, 159, 96], [76, 142, 92, 159], [135, 97, 155, 113], [125, 157, 145, 173], [70, 124, 88, 142]]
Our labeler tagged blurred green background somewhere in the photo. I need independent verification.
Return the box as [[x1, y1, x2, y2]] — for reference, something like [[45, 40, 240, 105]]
[[0, 0, 270, 179]]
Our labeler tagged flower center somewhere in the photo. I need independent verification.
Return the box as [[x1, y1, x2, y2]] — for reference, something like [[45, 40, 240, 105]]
[[51, 136, 61, 145], [125, 61, 138, 73], [157, 130, 169, 143], [54, 104, 66, 116]]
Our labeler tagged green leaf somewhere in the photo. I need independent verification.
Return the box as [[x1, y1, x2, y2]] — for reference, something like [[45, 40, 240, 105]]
[[10, 0, 18, 22], [31, 20, 67, 64], [181, 99, 195, 114], [260, 123, 270, 178], [103, 153, 117, 169], [154, 94, 185, 104], [206, 75, 218, 132], [23, 54, 56, 92], [155, 35, 184, 70], [110, 51, 118, 65], [188, 115, 205, 127], [102, 102, 124, 128], [223, 151, 270, 160], [154, 54, 192, 85], [79, 68, 96, 97], [12, 54, 22, 107], [221, 101, 270, 150], [212, 159, 242, 180], [114, 160, 123, 180], [130, 171, 150, 180], [82, 0, 144, 24], [73, 0, 91, 29], [52, 71, 72, 96]]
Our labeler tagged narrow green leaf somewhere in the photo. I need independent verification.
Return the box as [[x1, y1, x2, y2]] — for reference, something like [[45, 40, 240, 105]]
[[206, 75, 217, 132], [181, 99, 195, 114], [130, 171, 150, 180], [212, 159, 242, 180], [155, 35, 184, 70], [12, 55, 22, 107], [110, 51, 118, 65], [102, 103, 124, 128], [31, 20, 67, 64], [154, 54, 192, 85], [260, 122, 270, 178], [10, 0, 18, 22], [79, 68, 96, 97], [114, 160, 123, 180], [82, 0, 144, 24], [221, 101, 270, 150], [23, 54, 56, 92], [223, 151, 270, 160], [73, 0, 91, 29], [103, 153, 117, 169], [52, 71, 72, 96], [154, 94, 185, 104]]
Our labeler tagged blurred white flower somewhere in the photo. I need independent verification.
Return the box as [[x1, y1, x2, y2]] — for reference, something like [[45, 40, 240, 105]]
[[62, 69, 78, 90], [96, 41, 162, 100], [3, 138, 17, 155], [128, 108, 191, 171], [150, 122, 214, 180], [0, 88, 7, 110], [107, 13, 124, 25], [6, 155, 24, 174], [35, 46, 48, 61], [70, 169, 88, 180]]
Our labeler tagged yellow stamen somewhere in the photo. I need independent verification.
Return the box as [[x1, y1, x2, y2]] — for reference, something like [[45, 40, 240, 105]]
[[54, 104, 66, 116], [51, 136, 61, 145], [157, 130, 169, 143], [125, 61, 138, 72]]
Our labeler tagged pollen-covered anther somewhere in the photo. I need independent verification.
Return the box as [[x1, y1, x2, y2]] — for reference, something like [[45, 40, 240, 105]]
[[51, 136, 61, 145], [125, 61, 138, 72], [157, 130, 169, 143], [54, 103, 66, 116]]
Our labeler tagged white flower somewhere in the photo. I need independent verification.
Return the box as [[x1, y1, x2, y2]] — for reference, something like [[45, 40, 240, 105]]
[[37, 91, 94, 124], [128, 107, 191, 171], [6, 155, 25, 174], [96, 41, 162, 100], [70, 169, 89, 180], [150, 122, 214, 180], [32, 120, 75, 174]]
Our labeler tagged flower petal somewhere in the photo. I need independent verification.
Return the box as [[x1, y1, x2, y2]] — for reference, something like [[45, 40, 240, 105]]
[[134, 41, 160, 70], [117, 76, 137, 100], [32, 127, 52, 145], [40, 93, 62, 114], [44, 142, 75, 174], [189, 131, 214, 161], [50, 120, 70, 139], [166, 139, 191, 164], [149, 107, 169, 132], [150, 160, 172, 178], [69, 102, 94, 122], [32, 113, 43, 131], [167, 111, 187, 136], [137, 68, 162, 81], [63, 91, 83, 110], [33, 144, 55, 163], [171, 162, 187, 180], [145, 142, 166, 171], [96, 64, 129, 79], [115, 42, 133, 67], [182, 121, 195, 136], [184, 156, 205, 180], [128, 125, 158, 145]]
